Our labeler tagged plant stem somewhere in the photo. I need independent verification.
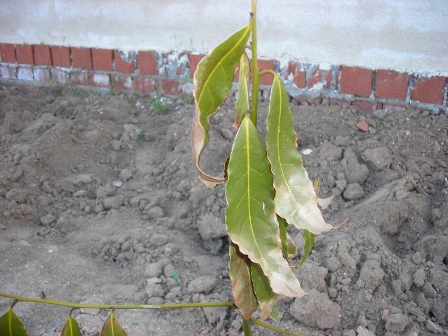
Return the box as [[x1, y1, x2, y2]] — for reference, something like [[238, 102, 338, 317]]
[[242, 319, 252, 336], [0, 292, 233, 310], [249, 317, 308, 336], [250, 0, 259, 127]]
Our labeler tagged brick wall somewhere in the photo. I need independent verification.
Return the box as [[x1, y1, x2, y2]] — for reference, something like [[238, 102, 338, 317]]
[[0, 43, 447, 113]]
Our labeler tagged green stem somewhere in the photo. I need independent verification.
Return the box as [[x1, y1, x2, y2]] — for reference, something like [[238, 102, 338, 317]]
[[0, 292, 233, 310], [242, 319, 252, 336], [249, 318, 308, 336], [250, 0, 259, 126]]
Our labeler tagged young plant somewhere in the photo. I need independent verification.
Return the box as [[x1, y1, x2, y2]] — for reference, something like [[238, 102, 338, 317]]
[[192, 0, 334, 321]]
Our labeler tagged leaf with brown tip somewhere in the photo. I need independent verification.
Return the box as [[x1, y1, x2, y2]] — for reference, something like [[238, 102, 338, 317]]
[[192, 22, 252, 188], [226, 116, 306, 298], [229, 242, 258, 319], [266, 74, 333, 234]]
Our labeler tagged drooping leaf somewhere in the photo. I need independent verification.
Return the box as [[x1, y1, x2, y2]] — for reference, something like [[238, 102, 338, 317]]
[[229, 243, 258, 320], [100, 311, 128, 336], [278, 216, 297, 260], [266, 74, 333, 235], [250, 262, 279, 321], [234, 53, 250, 128], [61, 315, 82, 336], [0, 309, 28, 336], [299, 229, 315, 266], [225, 116, 305, 298], [192, 22, 252, 188]]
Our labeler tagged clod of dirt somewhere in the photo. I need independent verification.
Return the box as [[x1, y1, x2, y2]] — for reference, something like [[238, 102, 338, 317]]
[[289, 289, 341, 329]]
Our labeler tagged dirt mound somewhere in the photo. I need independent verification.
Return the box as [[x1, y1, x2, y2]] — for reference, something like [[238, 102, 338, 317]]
[[0, 85, 447, 335]]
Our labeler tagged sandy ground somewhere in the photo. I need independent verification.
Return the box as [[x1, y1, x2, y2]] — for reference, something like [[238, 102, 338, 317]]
[[0, 84, 447, 336]]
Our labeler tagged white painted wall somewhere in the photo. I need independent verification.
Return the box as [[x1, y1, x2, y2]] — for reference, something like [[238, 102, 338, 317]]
[[1, 0, 447, 74]]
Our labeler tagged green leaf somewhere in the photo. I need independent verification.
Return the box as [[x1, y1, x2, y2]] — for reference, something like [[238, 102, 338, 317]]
[[299, 229, 315, 266], [229, 243, 258, 320], [269, 306, 282, 323], [266, 74, 333, 235], [0, 309, 28, 336], [192, 22, 252, 188], [226, 116, 305, 298], [61, 315, 82, 336], [250, 262, 279, 321], [234, 53, 250, 128], [100, 311, 128, 336], [278, 216, 297, 260]]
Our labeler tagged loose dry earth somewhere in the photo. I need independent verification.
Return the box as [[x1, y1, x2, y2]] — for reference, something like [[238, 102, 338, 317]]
[[0, 84, 447, 336]]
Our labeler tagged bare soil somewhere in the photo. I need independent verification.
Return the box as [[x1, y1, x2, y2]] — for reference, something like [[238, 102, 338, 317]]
[[0, 84, 447, 336]]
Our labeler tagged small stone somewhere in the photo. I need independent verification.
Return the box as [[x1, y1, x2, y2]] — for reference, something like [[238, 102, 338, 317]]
[[187, 276, 216, 294], [197, 214, 227, 240], [343, 183, 364, 200], [289, 290, 341, 329], [147, 206, 164, 219], [413, 268, 426, 287], [357, 121, 369, 132], [362, 147, 393, 172], [426, 319, 444, 334], [144, 262, 164, 278], [326, 257, 343, 273], [423, 283, 438, 298], [119, 168, 133, 181], [40, 214, 57, 226], [103, 195, 124, 210], [385, 313, 410, 333], [356, 326, 375, 336], [356, 259, 384, 290], [111, 139, 122, 151], [149, 233, 168, 246], [5, 188, 29, 204], [70, 174, 93, 187]]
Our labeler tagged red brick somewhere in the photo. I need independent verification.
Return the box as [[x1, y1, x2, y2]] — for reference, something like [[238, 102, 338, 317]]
[[0, 65, 16, 79], [375, 70, 408, 100], [111, 74, 132, 91], [34, 67, 51, 83], [71, 71, 90, 86], [294, 71, 306, 88], [0, 43, 16, 63], [51, 46, 71, 68], [189, 54, 205, 78], [287, 62, 297, 76], [340, 66, 373, 97], [352, 100, 382, 113], [134, 76, 156, 93], [308, 68, 322, 89], [138, 50, 158, 75], [258, 59, 275, 85], [383, 103, 408, 113], [33, 45, 52, 66], [72, 48, 92, 70], [16, 44, 34, 65], [114, 50, 135, 74], [325, 71, 332, 88], [90, 72, 110, 88], [92, 48, 113, 71], [160, 78, 178, 95], [411, 76, 446, 105]]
